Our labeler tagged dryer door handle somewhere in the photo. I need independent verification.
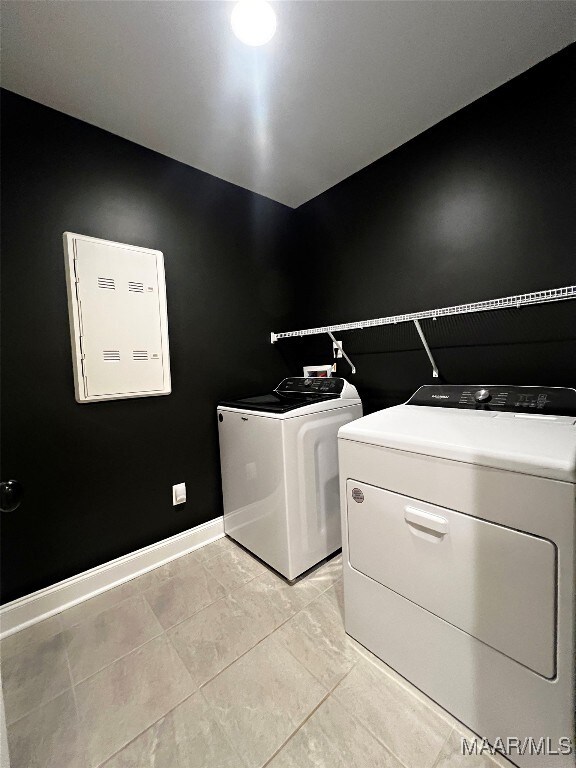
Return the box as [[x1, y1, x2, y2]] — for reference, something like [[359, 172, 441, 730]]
[[404, 506, 449, 536]]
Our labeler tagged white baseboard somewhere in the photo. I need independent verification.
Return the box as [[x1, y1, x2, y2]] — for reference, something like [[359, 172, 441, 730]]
[[0, 517, 224, 639]]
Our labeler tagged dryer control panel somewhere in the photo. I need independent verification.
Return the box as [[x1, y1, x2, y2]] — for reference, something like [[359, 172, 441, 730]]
[[408, 385, 576, 417]]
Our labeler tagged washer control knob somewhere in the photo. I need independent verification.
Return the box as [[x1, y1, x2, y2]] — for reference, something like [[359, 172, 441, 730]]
[[474, 388, 491, 403]]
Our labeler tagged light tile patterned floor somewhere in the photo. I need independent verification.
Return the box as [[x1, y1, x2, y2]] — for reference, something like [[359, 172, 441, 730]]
[[1, 537, 515, 768]]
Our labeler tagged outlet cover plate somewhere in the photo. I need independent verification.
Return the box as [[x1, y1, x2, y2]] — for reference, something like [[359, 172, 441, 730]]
[[172, 483, 186, 505]]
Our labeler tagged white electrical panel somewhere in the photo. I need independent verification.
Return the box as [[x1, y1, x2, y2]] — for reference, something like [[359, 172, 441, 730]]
[[63, 232, 171, 402]]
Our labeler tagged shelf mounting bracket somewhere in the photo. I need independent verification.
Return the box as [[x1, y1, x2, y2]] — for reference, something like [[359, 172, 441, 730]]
[[413, 319, 439, 378], [328, 331, 356, 374]]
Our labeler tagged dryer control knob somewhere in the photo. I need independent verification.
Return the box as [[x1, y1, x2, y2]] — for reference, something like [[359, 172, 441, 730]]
[[474, 388, 491, 403]]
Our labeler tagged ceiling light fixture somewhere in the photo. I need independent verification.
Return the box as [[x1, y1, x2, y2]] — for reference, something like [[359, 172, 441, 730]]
[[231, 0, 277, 46]]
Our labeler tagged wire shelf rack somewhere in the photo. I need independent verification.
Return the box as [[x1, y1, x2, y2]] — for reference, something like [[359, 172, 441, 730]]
[[271, 285, 576, 343]]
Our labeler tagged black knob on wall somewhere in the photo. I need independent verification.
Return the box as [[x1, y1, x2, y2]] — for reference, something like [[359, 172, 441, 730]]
[[1, 480, 23, 512]]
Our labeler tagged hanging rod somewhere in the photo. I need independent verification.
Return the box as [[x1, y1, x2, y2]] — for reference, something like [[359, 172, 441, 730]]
[[270, 285, 576, 343]]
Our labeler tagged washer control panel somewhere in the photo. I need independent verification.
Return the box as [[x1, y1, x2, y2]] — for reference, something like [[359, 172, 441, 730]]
[[276, 377, 344, 395], [407, 385, 576, 416]]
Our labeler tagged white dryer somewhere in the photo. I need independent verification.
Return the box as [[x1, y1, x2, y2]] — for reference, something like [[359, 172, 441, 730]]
[[338, 385, 576, 768], [218, 377, 362, 580]]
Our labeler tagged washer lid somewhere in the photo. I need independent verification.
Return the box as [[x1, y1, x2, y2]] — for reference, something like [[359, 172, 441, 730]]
[[218, 396, 361, 419], [218, 377, 360, 417], [339, 404, 576, 482], [218, 391, 339, 414]]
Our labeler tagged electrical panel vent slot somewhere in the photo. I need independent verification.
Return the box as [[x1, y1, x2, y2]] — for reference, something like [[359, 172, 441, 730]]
[[103, 350, 121, 362], [98, 277, 115, 290], [128, 282, 144, 293], [133, 350, 149, 361]]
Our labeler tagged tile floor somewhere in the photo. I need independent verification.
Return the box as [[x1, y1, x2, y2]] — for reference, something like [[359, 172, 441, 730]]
[[1, 536, 514, 768]]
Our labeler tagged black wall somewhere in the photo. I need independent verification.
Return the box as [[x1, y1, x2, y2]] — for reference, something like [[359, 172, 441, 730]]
[[2, 44, 575, 603], [0, 91, 296, 602], [287, 44, 576, 413]]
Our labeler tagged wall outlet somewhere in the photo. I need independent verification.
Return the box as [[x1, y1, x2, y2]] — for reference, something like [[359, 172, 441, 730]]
[[172, 483, 186, 505], [333, 339, 343, 358]]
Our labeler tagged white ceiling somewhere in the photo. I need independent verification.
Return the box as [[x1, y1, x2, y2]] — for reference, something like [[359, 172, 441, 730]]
[[1, 1, 574, 208]]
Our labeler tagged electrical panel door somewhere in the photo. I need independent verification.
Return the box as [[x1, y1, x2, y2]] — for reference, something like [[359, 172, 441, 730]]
[[64, 233, 171, 402]]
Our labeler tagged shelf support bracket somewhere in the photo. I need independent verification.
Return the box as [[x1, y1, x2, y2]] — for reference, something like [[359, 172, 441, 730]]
[[328, 331, 356, 374], [413, 319, 439, 378]]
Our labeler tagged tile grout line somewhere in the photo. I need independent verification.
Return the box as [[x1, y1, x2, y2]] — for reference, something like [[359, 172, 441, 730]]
[[348, 637, 463, 730], [6, 595, 168, 717], [4, 543, 344, 760], [195, 603, 292, 691], [2, 632, 75, 730], [429, 726, 457, 768], [142, 539, 341, 640], [265, 577, 349, 690], [7, 605, 348, 768], [161, 595, 259, 689], [330, 664, 447, 768], [85, 549, 290, 695], [190, 556, 345, 693], [140, 555, 268, 639], [166, 550, 334, 683], [197, 687, 253, 768], [259, 658, 362, 768], [326, 660, 415, 768], [6, 539, 301, 646], [231, 591, 356, 767], [1, 542, 232, 737], [4, 686, 71, 730], [160, 592, 230, 635], [198, 557, 265, 598], [14, 547, 463, 768], [92, 686, 199, 768], [55, 579, 145, 632], [198, 538, 254, 567], [196, 583, 329, 692], [68, 623, 165, 688], [5, 547, 334, 686], [277, 629, 356, 693], [92, 636, 262, 768], [192, 536, 237, 563], [86, 629, 200, 766], [49, 549, 206, 632], [63, 634, 91, 768], [164, 547, 333, 688], [139, 556, 239, 632], [0, 614, 64, 663]]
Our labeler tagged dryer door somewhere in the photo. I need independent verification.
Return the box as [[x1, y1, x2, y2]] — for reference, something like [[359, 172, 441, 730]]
[[346, 481, 556, 678]]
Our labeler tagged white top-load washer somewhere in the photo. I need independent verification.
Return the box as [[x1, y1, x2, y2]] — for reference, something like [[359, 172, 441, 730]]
[[218, 377, 362, 580], [338, 385, 576, 768]]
